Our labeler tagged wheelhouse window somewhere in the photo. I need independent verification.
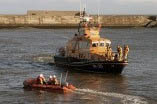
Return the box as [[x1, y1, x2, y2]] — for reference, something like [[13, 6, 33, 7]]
[[100, 43, 104, 47], [100, 41, 105, 47], [92, 42, 99, 47]]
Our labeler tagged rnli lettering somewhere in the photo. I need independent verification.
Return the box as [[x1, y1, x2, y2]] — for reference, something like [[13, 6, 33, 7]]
[[92, 64, 103, 68], [98, 64, 103, 68], [93, 65, 97, 68]]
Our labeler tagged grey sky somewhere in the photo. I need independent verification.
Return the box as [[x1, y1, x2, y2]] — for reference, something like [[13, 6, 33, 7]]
[[0, 0, 156, 15]]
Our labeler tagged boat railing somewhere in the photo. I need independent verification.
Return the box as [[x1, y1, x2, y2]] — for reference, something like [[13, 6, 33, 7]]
[[83, 51, 127, 62], [56, 47, 66, 56]]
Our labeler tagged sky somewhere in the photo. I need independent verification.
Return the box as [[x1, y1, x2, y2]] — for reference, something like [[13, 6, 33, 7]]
[[0, 0, 157, 15]]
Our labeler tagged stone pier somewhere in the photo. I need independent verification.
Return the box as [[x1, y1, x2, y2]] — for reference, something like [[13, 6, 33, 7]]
[[0, 10, 156, 28]]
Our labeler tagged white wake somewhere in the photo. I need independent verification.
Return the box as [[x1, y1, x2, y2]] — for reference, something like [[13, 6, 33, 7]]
[[74, 88, 148, 104]]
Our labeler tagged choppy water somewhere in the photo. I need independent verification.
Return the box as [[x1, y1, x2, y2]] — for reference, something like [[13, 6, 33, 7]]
[[0, 28, 157, 104]]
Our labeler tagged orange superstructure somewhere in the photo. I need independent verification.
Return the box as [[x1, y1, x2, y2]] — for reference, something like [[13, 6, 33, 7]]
[[64, 21, 116, 61]]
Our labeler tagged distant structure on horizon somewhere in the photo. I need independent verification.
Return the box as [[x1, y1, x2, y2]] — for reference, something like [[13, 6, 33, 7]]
[[27, 10, 80, 16]]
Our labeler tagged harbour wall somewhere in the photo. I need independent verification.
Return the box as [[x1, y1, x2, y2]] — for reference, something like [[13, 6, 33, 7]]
[[0, 11, 156, 28]]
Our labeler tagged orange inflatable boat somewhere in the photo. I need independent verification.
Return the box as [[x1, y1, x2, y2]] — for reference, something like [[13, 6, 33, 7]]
[[23, 78, 76, 93]]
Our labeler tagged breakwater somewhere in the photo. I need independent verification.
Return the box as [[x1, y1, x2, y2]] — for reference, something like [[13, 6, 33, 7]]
[[0, 10, 156, 28]]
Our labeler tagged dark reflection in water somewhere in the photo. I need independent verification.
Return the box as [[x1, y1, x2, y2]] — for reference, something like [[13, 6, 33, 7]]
[[0, 28, 157, 104]]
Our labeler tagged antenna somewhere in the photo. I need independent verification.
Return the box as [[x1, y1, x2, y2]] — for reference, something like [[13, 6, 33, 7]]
[[80, 0, 82, 17], [60, 73, 62, 87], [83, 7, 86, 17], [64, 71, 68, 82], [85, 0, 87, 13], [80, 0, 87, 18], [97, 0, 100, 24]]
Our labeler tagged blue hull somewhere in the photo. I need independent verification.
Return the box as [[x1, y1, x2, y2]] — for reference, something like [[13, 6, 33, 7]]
[[53, 55, 128, 74]]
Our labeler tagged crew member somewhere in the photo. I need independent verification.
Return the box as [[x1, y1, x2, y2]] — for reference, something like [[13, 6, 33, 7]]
[[111, 53, 115, 61], [50, 75, 59, 85], [117, 45, 123, 61], [107, 46, 112, 60], [123, 45, 129, 60], [117, 45, 120, 53], [37, 74, 46, 85], [114, 54, 119, 61], [47, 75, 53, 85]]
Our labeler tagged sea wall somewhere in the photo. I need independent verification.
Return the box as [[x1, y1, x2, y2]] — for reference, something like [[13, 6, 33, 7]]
[[0, 12, 156, 28], [0, 15, 80, 28], [93, 15, 153, 27]]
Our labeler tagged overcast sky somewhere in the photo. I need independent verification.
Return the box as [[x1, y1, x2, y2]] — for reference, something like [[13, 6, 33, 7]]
[[0, 0, 156, 15]]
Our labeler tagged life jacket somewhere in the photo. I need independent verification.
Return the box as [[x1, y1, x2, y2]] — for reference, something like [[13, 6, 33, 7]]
[[37, 76, 41, 84], [37, 76, 45, 84], [47, 78, 54, 85], [53, 78, 59, 85]]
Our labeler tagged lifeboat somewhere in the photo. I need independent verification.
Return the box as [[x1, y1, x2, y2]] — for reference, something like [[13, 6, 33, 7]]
[[52, 9, 129, 74], [23, 78, 76, 93]]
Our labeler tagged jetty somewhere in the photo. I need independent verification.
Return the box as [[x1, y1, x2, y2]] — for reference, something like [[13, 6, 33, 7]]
[[0, 10, 157, 28]]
